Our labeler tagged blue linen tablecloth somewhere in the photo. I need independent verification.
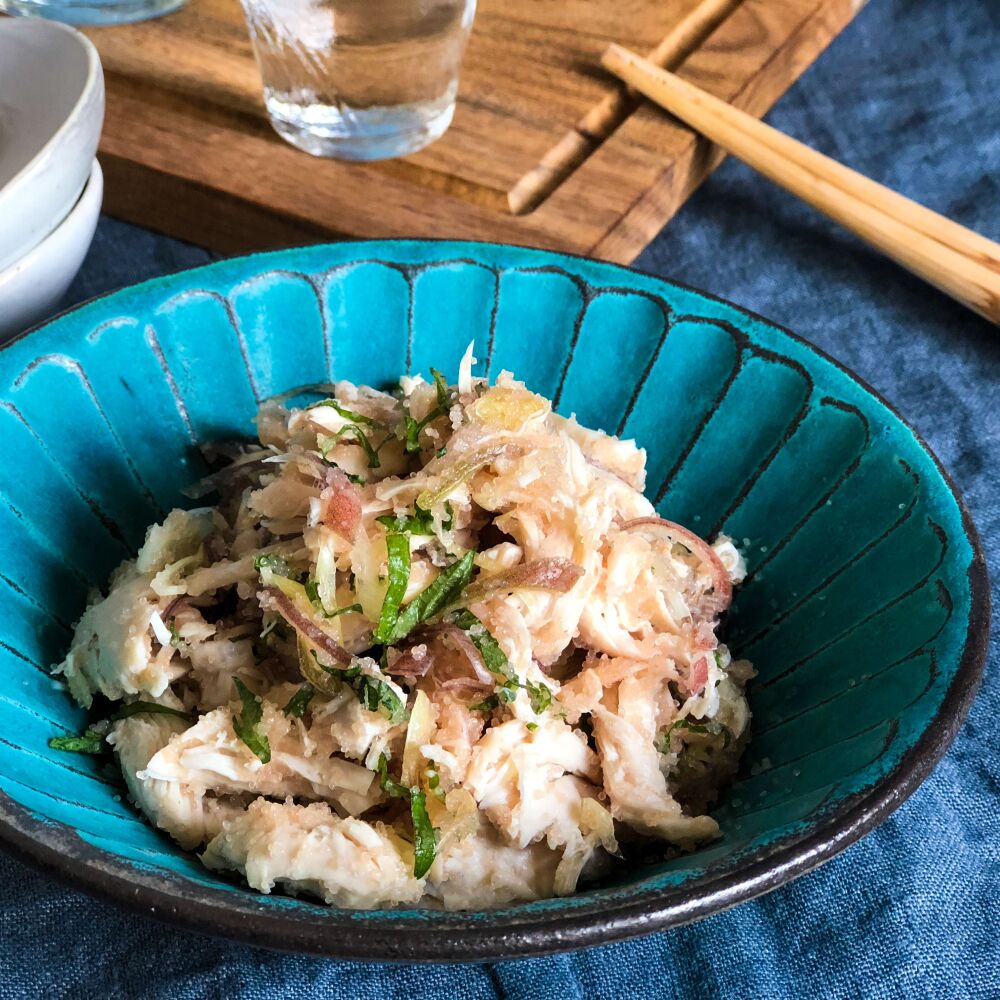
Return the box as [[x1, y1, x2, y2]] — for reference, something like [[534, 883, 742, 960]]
[[2, 0, 997, 996]]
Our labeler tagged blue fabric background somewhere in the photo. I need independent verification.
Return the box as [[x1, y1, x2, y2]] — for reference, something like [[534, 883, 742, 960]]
[[2, 0, 997, 996]]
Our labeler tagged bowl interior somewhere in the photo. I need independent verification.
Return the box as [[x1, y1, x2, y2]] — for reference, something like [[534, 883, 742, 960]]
[[0, 241, 983, 955], [0, 19, 102, 271], [0, 21, 92, 187]]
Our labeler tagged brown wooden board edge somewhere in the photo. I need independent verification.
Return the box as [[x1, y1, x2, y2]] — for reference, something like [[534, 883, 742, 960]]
[[99, 153, 334, 254], [590, 0, 866, 262], [96, 0, 866, 261]]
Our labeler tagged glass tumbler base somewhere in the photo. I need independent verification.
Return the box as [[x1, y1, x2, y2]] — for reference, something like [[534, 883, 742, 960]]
[[0, 0, 184, 25], [265, 95, 457, 161]]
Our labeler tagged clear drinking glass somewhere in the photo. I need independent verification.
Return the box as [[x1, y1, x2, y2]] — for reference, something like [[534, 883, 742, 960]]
[[240, 0, 477, 161]]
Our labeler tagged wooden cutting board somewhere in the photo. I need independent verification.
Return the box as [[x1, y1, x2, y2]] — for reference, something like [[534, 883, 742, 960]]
[[82, 0, 865, 262]]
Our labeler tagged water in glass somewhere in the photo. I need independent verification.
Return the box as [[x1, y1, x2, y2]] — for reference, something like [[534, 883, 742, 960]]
[[241, 0, 477, 160]]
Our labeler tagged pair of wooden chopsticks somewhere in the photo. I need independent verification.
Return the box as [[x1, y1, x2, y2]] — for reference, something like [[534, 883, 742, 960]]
[[508, 0, 742, 216], [602, 44, 1000, 326]]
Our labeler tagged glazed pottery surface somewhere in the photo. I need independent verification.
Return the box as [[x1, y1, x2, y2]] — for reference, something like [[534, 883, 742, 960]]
[[0, 241, 987, 960]]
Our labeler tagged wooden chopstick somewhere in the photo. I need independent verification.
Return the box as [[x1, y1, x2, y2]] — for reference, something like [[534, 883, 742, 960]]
[[507, 0, 743, 216], [602, 43, 1000, 325]]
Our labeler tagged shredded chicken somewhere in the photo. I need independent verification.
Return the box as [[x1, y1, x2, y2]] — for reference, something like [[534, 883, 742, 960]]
[[464, 718, 600, 851], [50, 357, 753, 910], [110, 711, 245, 850], [426, 824, 562, 910], [139, 687, 382, 816], [202, 799, 423, 908]]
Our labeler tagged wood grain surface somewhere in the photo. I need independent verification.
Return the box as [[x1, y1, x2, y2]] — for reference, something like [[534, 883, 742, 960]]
[[82, 0, 866, 261], [604, 44, 1000, 324]]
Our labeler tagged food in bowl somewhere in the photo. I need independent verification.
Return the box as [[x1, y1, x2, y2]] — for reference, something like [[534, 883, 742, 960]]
[[49, 350, 752, 910]]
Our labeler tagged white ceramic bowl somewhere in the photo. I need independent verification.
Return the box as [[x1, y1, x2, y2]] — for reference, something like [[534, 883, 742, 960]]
[[0, 18, 104, 272], [0, 158, 103, 342]]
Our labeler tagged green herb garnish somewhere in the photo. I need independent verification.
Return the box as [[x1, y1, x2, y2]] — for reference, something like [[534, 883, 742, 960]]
[[525, 722, 538, 732], [450, 610, 509, 675], [673, 718, 731, 743], [432, 368, 450, 408], [376, 504, 435, 536], [48, 729, 106, 754], [232, 677, 271, 763], [450, 610, 552, 716], [525, 680, 553, 715], [282, 682, 316, 719], [166, 617, 185, 649], [111, 701, 194, 723], [375, 504, 434, 535], [469, 686, 518, 713], [330, 603, 363, 617], [356, 673, 406, 721], [308, 399, 380, 425], [376, 753, 438, 879], [324, 461, 366, 485], [377, 752, 410, 798], [49, 702, 194, 755], [373, 533, 412, 644], [402, 417, 424, 455], [388, 550, 475, 643], [254, 553, 302, 581], [403, 369, 453, 454], [378, 500, 455, 537], [656, 718, 731, 755], [303, 580, 362, 619], [410, 789, 438, 879], [312, 400, 388, 469], [317, 656, 407, 724], [319, 427, 382, 469]]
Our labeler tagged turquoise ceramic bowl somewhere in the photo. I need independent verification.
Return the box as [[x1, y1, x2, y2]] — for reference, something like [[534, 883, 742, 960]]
[[0, 241, 988, 960]]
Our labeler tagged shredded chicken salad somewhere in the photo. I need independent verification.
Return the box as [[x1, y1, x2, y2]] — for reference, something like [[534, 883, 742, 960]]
[[50, 350, 753, 910]]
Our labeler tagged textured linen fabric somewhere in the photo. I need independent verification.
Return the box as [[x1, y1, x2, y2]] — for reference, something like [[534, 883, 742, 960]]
[[2, 0, 998, 996]]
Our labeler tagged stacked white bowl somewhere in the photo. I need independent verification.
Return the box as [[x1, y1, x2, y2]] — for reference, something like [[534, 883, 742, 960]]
[[0, 17, 105, 341]]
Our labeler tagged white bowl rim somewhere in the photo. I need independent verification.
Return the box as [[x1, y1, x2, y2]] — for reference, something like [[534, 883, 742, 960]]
[[0, 158, 103, 284], [0, 20, 103, 209]]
